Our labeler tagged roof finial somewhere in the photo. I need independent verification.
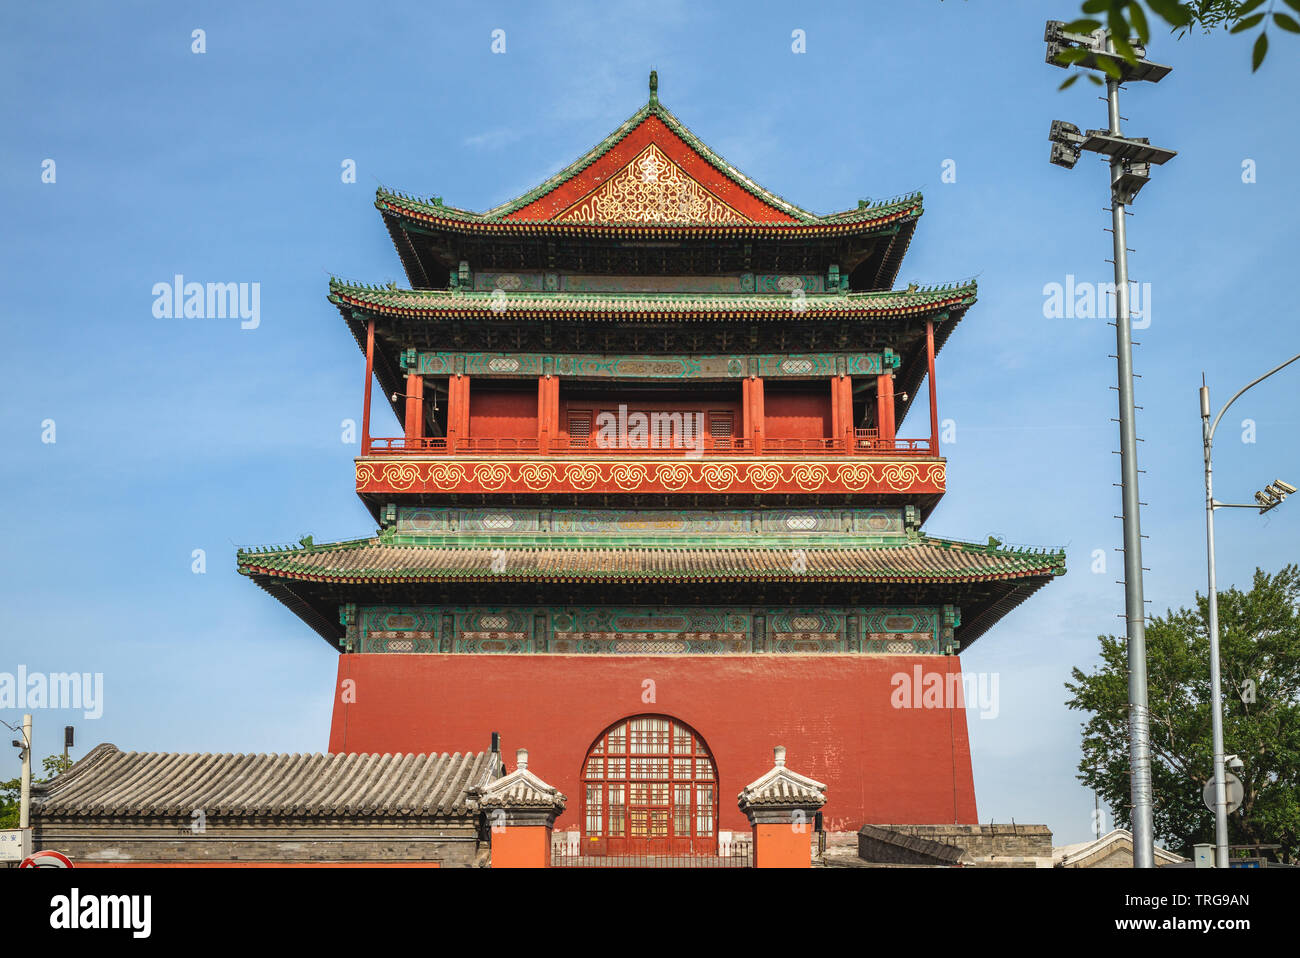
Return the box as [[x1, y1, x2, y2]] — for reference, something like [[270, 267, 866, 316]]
[[516, 747, 528, 771], [649, 69, 658, 105], [774, 746, 787, 767]]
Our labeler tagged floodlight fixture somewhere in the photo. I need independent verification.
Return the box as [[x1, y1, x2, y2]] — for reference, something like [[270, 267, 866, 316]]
[[1044, 20, 1172, 83], [1049, 119, 1084, 169]]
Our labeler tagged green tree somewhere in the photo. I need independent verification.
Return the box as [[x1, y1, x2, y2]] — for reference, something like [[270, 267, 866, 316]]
[[1054, 0, 1299, 80], [1066, 565, 1300, 862], [0, 754, 73, 829]]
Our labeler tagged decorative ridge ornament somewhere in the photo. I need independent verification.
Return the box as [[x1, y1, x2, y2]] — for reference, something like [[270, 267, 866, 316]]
[[737, 745, 827, 823], [475, 747, 567, 810], [649, 68, 658, 105]]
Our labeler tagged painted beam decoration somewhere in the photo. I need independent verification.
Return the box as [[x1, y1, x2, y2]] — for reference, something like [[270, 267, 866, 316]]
[[356, 458, 946, 497], [414, 350, 897, 378], [343, 604, 957, 656]]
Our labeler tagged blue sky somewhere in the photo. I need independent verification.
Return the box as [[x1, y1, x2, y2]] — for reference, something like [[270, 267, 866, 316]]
[[2, 1, 1296, 845]]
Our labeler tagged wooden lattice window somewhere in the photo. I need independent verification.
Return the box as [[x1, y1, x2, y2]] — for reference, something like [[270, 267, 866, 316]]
[[568, 411, 592, 448], [709, 411, 734, 449], [581, 715, 717, 856]]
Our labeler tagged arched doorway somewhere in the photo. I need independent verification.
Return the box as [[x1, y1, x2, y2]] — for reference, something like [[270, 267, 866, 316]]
[[581, 715, 717, 856]]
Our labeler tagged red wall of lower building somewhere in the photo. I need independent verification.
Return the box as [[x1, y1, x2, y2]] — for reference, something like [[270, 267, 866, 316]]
[[329, 655, 978, 832]]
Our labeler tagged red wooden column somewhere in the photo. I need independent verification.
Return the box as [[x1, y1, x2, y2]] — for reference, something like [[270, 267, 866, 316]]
[[926, 319, 940, 454], [830, 377, 840, 447], [446, 375, 470, 452], [403, 372, 424, 443], [742, 378, 751, 444], [875, 372, 896, 446], [545, 376, 559, 453], [537, 376, 548, 453], [749, 377, 765, 454], [361, 319, 374, 456], [537, 374, 560, 454], [836, 375, 855, 453], [444, 377, 455, 452]]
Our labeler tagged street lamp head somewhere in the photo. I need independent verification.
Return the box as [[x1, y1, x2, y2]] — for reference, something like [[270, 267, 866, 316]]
[[1255, 479, 1295, 513]]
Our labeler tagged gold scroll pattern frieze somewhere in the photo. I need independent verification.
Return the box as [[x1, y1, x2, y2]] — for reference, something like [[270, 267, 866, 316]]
[[356, 460, 946, 496]]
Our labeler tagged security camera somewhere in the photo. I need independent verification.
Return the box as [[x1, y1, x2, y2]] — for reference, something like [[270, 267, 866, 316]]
[[1225, 754, 1243, 770], [1272, 479, 1296, 495]]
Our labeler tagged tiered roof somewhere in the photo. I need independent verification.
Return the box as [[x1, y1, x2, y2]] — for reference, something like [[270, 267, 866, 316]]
[[377, 73, 921, 288], [239, 534, 1065, 651]]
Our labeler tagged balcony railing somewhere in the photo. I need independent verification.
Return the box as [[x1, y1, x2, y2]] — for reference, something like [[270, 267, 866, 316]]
[[364, 433, 935, 457]]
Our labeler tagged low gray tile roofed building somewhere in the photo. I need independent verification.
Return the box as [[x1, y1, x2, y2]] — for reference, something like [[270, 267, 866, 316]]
[[33, 743, 503, 819]]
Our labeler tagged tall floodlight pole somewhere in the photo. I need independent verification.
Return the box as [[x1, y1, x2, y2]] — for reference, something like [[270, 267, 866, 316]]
[[1199, 355, 1300, 868], [1045, 21, 1176, 868]]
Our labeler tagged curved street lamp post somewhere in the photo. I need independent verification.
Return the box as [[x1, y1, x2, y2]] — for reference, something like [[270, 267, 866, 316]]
[[1199, 352, 1300, 868]]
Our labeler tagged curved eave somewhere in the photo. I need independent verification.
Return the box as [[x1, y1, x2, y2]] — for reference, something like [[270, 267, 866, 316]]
[[377, 194, 923, 241], [327, 287, 977, 324], [245, 567, 1063, 586]]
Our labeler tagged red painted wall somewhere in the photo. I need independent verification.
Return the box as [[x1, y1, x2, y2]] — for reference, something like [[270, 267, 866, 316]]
[[763, 385, 831, 439], [558, 398, 741, 443], [469, 384, 538, 439], [330, 655, 978, 832]]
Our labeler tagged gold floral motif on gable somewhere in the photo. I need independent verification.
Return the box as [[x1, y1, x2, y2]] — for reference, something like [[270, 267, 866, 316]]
[[553, 144, 752, 225]]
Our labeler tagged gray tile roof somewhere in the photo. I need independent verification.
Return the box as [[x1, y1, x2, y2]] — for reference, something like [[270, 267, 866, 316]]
[[476, 750, 567, 810], [32, 744, 502, 819], [738, 747, 828, 809], [239, 538, 1066, 584]]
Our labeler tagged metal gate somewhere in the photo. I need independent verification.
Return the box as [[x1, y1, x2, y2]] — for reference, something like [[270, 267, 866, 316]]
[[581, 715, 717, 857]]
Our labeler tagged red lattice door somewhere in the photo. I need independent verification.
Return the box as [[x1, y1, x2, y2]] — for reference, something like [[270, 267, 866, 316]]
[[582, 715, 717, 856]]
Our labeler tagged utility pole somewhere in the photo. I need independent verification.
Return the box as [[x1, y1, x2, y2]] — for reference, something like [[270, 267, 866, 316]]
[[1045, 21, 1176, 868], [18, 714, 32, 831]]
